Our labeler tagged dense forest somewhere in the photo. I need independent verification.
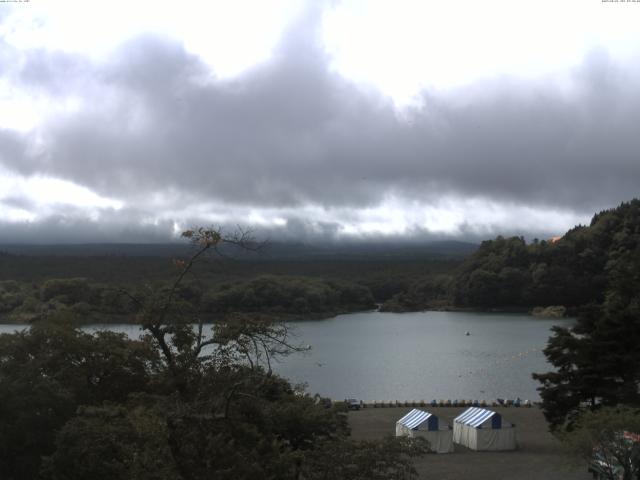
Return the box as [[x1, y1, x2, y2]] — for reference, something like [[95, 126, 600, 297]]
[[385, 199, 640, 313], [0, 275, 376, 324], [2, 200, 640, 323], [530, 201, 640, 480], [0, 243, 464, 324]]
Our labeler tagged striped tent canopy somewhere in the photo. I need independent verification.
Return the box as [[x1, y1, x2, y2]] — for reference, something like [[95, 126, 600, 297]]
[[397, 409, 438, 431], [396, 408, 453, 452], [454, 407, 502, 429]]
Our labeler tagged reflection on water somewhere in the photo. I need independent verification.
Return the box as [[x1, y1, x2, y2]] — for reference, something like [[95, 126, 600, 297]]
[[0, 311, 572, 401]]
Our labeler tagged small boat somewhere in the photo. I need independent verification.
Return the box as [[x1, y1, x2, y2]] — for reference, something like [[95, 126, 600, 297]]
[[465, 331, 471, 336]]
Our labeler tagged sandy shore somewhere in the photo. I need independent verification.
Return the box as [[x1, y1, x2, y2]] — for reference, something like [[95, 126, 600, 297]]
[[348, 406, 591, 480]]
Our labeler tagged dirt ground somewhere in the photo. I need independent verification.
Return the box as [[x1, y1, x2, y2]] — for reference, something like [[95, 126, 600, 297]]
[[348, 406, 592, 480]]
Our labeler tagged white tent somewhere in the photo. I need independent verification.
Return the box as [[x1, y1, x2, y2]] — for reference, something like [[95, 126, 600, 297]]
[[453, 407, 517, 451], [395, 409, 454, 453]]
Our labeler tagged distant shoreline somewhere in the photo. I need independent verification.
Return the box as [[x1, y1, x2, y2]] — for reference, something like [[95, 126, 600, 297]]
[[0, 306, 570, 326]]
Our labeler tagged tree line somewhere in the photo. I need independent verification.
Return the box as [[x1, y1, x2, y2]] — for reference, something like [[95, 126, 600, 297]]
[[0, 274, 376, 324], [384, 200, 640, 312], [531, 200, 640, 479]]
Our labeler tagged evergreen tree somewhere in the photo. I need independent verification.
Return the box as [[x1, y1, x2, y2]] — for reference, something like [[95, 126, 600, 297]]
[[534, 224, 640, 430]]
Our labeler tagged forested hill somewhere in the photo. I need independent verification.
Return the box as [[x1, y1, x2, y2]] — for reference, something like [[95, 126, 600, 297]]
[[0, 240, 471, 323], [0, 240, 477, 259], [451, 199, 640, 309]]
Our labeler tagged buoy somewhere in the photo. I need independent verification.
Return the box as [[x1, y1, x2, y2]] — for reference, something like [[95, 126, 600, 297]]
[[465, 331, 471, 336]]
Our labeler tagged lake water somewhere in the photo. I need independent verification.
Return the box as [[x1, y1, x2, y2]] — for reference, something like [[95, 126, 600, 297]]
[[0, 311, 572, 402]]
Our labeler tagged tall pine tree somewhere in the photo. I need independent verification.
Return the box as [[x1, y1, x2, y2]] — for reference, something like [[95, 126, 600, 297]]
[[534, 228, 640, 430]]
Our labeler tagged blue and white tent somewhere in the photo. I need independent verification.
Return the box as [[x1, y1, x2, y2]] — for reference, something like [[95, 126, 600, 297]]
[[453, 407, 517, 451], [396, 409, 454, 453]]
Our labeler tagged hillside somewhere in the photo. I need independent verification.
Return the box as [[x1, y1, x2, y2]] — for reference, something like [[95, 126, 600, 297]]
[[0, 241, 471, 324], [383, 199, 640, 312]]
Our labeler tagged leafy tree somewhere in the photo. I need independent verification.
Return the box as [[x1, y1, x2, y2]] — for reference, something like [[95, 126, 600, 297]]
[[534, 205, 640, 430], [41, 278, 96, 305], [562, 406, 640, 480], [42, 403, 180, 480], [0, 315, 159, 479], [0, 227, 428, 480], [202, 275, 374, 317], [534, 299, 640, 430], [450, 200, 640, 310], [380, 274, 452, 312]]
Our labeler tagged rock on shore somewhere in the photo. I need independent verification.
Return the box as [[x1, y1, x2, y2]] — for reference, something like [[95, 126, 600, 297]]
[[531, 305, 566, 318]]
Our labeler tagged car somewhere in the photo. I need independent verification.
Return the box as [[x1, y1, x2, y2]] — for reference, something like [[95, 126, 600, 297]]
[[587, 431, 639, 479], [588, 452, 623, 479], [346, 398, 361, 410]]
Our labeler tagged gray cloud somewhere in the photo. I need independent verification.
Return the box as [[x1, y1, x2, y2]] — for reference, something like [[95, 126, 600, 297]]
[[1, 6, 639, 243], [0, 212, 175, 244]]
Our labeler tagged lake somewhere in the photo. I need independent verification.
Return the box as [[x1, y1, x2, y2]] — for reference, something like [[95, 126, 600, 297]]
[[0, 310, 572, 402]]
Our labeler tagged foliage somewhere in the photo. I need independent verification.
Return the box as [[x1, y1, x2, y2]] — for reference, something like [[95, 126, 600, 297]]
[[380, 274, 452, 312], [562, 406, 640, 480], [41, 278, 98, 304], [534, 294, 640, 430], [533, 201, 640, 430], [202, 275, 375, 316], [0, 274, 377, 325], [0, 242, 464, 321], [42, 403, 180, 480], [0, 227, 429, 479], [449, 200, 640, 309], [0, 315, 160, 479]]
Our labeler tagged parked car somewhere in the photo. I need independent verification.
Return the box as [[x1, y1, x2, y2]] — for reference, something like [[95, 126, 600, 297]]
[[587, 431, 640, 479], [313, 394, 333, 409], [346, 398, 361, 410], [588, 450, 623, 479]]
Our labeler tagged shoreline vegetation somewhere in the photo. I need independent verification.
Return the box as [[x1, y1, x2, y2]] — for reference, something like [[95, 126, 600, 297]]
[[0, 280, 583, 326], [5, 199, 638, 325], [0, 305, 569, 325]]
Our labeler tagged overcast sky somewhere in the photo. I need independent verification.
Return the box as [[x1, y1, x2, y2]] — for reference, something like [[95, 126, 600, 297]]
[[1, 0, 639, 244]]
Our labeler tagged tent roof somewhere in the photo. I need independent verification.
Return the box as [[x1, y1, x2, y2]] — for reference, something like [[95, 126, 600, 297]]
[[397, 409, 434, 429], [454, 407, 497, 428]]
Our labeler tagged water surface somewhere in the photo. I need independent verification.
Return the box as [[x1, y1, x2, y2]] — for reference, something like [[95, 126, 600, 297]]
[[276, 311, 572, 401], [0, 311, 572, 401]]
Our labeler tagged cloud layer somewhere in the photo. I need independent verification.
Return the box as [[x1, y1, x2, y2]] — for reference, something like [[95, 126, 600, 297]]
[[1, 4, 640, 243]]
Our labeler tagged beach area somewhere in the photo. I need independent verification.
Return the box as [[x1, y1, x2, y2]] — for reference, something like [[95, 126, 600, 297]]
[[348, 406, 592, 480]]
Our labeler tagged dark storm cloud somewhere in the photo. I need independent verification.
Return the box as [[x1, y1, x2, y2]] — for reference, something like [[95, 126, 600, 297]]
[[1, 6, 639, 242], [0, 211, 176, 244], [0, 195, 35, 211], [0, 129, 26, 167]]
